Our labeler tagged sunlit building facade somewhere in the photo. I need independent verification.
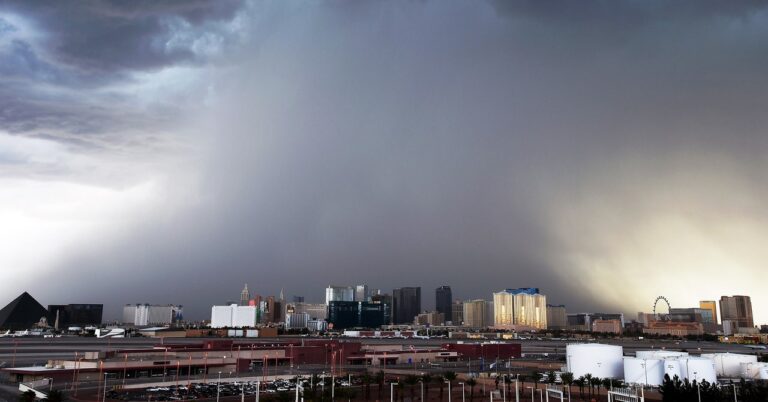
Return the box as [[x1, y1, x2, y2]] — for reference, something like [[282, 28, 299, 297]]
[[699, 300, 718, 324], [719, 295, 754, 330], [493, 288, 547, 330], [462, 299, 487, 328], [325, 285, 355, 305]]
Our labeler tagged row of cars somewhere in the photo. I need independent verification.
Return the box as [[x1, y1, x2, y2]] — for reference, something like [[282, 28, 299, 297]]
[[108, 377, 356, 401]]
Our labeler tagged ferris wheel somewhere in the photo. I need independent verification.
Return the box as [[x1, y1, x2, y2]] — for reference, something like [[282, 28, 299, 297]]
[[653, 296, 671, 317]]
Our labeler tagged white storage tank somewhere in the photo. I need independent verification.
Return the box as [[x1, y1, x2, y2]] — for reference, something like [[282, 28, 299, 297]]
[[663, 358, 684, 381], [701, 353, 757, 378], [740, 362, 768, 380], [684, 357, 717, 384], [624, 357, 665, 386], [566, 343, 624, 379], [636, 350, 688, 359]]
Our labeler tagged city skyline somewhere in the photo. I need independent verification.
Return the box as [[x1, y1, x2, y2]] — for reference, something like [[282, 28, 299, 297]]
[[2, 284, 755, 325], [1, 1, 768, 324]]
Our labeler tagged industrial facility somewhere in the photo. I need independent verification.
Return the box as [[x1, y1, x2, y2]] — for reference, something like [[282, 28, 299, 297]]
[[567, 343, 763, 388]]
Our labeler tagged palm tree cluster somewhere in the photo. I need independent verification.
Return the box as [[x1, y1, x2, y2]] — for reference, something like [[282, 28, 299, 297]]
[[567, 373, 623, 401], [660, 375, 768, 402]]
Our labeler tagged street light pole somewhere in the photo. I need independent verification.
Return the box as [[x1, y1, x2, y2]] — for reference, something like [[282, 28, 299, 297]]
[[296, 376, 302, 402], [526, 387, 533, 402], [446, 380, 452, 402], [695, 375, 701, 402], [256, 381, 260, 402], [515, 375, 519, 402], [459, 382, 465, 402], [216, 372, 222, 402], [731, 383, 737, 402], [391, 382, 398, 402], [103, 373, 108, 402], [502, 377, 506, 402], [420, 380, 424, 402], [537, 389, 542, 402]]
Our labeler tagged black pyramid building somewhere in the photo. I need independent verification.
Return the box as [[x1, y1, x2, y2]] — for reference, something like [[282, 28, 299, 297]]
[[0, 292, 49, 330]]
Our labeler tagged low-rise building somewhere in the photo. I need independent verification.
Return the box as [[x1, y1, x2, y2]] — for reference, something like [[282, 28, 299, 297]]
[[285, 312, 310, 329], [210, 304, 257, 328], [643, 321, 704, 337], [592, 319, 622, 334], [123, 304, 183, 326], [414, 311, 444, 326]]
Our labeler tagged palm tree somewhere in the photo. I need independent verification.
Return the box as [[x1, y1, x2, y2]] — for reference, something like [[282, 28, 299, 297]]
[[466, 378, 477, 402], [583, 374, 593, 399], [443, 371, 457, 383], [601, 378, 612, 399], [422, 373, 433, 400], [338, 387, 358, 402], [435, 374, 446, 401], [517, 374, 526, 397], [531, 371, 543, 395], [573, 377, 585, 400], [375, 370, 386, 399], [276, 391, 292, 402], [311, 373, 321, 392], [559, 372, 574, 401], [361, 372, 372, 401], [405, 375, 419, 401], [19, 391, 36, 402], [547, 370, 557, 385], [42, 390, 65, 402], [443, 371, 457, 401], [589, 377, 601, 400]]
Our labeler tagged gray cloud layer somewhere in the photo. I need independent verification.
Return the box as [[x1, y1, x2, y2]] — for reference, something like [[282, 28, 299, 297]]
[[4, 1, 768, 321], [0, 0, 244, 152]]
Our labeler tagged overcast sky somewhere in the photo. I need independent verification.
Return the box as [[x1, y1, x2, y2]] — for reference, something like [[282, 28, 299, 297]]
[[1, 1, 767, 323]]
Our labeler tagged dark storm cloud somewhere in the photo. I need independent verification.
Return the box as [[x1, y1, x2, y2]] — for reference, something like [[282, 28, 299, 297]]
[[0, 0, 245, 150], [15, 1, 768, 321], [0, 0, 243, 73]]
